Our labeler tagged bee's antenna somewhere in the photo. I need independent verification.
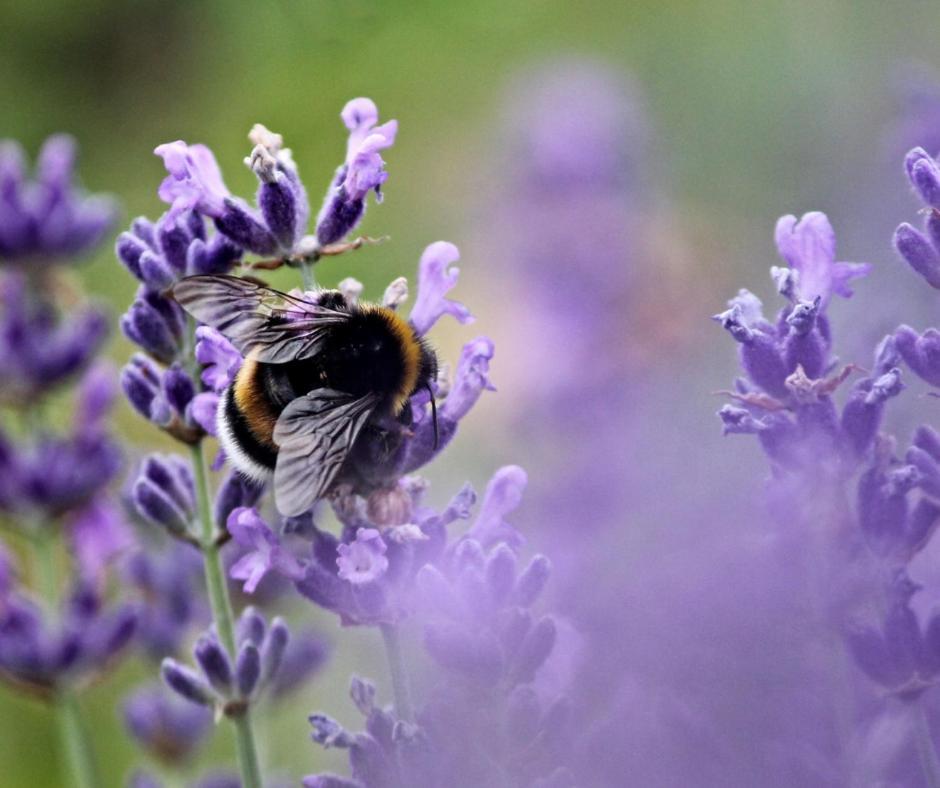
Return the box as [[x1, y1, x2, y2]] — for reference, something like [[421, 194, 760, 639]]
[[426, 382, 439, 450]]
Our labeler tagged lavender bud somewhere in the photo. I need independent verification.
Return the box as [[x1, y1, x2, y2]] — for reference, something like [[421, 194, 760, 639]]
[[485, 544, 517, 603], [349, 676, 376, 715], [511, 616, 557, 684], [235, 641, 261, 698], [309, 714, 356, 749], [894, 223, 940, 289], [161, 659, 215, 706], [514, 554, 552, 606], [260, 617, 289, 685], [194, 633, 233, 695], [237, 606, 266, 647], [915, 425, 940, 461], [908, 149, 940, 208], [215, 198, 278, 256]]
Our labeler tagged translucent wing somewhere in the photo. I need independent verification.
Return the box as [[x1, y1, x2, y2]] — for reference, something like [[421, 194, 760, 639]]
[[272, 389, 380, 517], [172, 274, 349, 363]]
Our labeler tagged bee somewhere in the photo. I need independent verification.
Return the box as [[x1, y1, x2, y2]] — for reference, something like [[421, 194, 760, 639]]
[[172, 274, 438, 517]]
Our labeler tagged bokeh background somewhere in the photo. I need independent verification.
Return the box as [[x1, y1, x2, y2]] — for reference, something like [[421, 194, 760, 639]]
[[4, 1, 940, 785]]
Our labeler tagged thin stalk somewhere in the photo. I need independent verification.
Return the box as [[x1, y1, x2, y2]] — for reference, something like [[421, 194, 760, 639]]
[[55, 692, 97, 788], [380, 623, 414, 723], [300, 258, 317, 291], [916, 702, 940, 788], [189, 440, 263, 788], [34, 529, 100, 788]]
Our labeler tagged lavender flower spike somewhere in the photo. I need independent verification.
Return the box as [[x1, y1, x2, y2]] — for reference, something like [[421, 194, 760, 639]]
[[162, 611, 293, 713], [0, 135, 118, 262], [773, 212, 871, 305], [409, 241, 474, 336], [315, 98, 398, 246]]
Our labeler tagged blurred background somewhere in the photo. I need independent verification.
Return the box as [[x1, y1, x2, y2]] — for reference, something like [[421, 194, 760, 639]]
[[4, 0, 940, 785]]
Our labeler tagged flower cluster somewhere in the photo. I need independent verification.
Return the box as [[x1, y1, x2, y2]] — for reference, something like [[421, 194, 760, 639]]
[[0, 563, 136, 696], [228, 466, 529, 628], [302, 474, 574, 788], [0, 135, 117, 262], [0, 137, 135, 720], [712, 162, 940, 780], [161, 608, 290, 717]]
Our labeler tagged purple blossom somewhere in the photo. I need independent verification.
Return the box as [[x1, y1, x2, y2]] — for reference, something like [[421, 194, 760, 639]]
[[0, 578, 136, 694], [123, 682, 212, 764], [0, 271, 108, 402], [408, 242, 473, 336], [464, 465, 527, 549], [155, 142, 231, 221], [336, 528, 389, 585], [315, 98, 397, 246], [194, 326, 242, 393], [0, 135, 118, 262], [228, 507, 305, 593], [69, 497, 133, 581], [161, 608, 292, 712], [116, 208, 241, 292], [773, 212, 871, 307]]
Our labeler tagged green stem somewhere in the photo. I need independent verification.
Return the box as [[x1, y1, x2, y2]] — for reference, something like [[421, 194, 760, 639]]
[[189, 441, 263, 788], [34, 530, 100, 788], [380, 623, 414, 723], [299, 258, 317, 291], [916, 703, 940, 788], [55, 692, 98, 788]]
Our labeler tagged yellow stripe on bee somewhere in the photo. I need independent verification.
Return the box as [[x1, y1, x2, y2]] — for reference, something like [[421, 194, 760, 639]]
[[233, 352, 278, 446], [362, 304, 421, 412]]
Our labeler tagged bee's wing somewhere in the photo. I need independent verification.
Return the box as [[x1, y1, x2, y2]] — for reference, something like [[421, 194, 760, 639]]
[[172, 274, 349, 364], [271, 389, 380, 517]]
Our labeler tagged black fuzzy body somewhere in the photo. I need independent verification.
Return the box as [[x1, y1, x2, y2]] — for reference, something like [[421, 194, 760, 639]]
[[222, 296, 436, 483]]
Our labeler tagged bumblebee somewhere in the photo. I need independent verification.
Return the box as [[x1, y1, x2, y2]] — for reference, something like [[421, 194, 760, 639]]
[[173, 274, 438, 517]]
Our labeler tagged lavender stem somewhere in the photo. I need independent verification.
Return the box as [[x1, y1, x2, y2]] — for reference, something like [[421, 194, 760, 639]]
[[916, 703, 940, 788], [35, 530, 99, 788], [300, 258, 317, 291], [190, 440, 263, 788], [56, 693, 97, 788], [380, 623, 414, 723]]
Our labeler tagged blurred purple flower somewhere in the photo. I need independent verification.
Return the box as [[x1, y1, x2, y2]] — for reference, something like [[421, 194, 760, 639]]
[[0, 579, 136, 694], [123, 681, 212, 764], [0, 272, 108, 403], [0, 135, 118, 262], [124, 541, 206, 660], [336, 528, 389, 585]]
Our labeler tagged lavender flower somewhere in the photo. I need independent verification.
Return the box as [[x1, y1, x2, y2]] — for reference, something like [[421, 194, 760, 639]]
[[123, 682, 212, 764], [0, 364, 121, 521], [714, 206, 940, 783], [0, 574, 136, 695], [161, 608, 290, 716], [315, 98, 397, 246], [895, 147, 940, 288], [154, 124, 310, 258], [124, 542, 207, 659], [303, 488, 573, 787], [0, 135, 118, 262], [228, 471, 483, 626], [0, 271, 108, 403]]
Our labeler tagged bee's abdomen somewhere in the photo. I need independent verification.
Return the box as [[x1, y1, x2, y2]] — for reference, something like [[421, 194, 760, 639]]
[[219, 384, 278, 477], [222, 356, 283, 474]]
